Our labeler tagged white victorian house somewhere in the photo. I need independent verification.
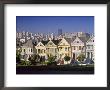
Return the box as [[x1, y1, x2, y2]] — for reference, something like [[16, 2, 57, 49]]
[[35, 41, 48, 58], [58, 38, 71, 59], [71, 36, 87, 60], [20, 40, 36, 61], [45, 40, 59, 59], [86, 36, 94, 60]]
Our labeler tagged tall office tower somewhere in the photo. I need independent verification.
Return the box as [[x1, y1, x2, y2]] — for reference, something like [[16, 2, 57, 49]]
[[51, 33, 54, 40], [58, 29, 62, 36]]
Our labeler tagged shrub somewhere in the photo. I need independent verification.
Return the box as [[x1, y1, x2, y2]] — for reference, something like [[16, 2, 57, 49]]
[[64, 56, 70, 64]]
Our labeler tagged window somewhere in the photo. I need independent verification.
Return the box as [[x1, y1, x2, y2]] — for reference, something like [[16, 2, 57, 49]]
[[65, 47, 67, 51], [68, 47, 70, 51], [24, 49, 25, 52], [88, 45, 90, 49], [38, 49, 40, 53], [40, 44, 42, 46], [79, 46, 81, 50], [49, 42, 52, 45], [55, 48, 57, 53], [77, 41, 79, 43], [31, 49, 32, 52], [91, 45, 93, 49], [74, 46, 75, 50], [41, 49, 42, 53], [93, 40, 94, 42]]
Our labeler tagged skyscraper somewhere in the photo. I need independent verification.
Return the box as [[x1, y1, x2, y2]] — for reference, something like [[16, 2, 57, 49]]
[[58, 29, 62, 36]]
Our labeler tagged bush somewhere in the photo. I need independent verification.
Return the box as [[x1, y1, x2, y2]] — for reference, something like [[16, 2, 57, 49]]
[[77, 54, 85, 62], [19, 60, 31, 66], [64, 56, 70, 64], [47, 55, 57, 66], [16, 49, 21, 64]]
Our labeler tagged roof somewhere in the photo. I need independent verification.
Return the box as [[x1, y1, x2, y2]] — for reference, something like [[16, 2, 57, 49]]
[[22, 40, 34, 48], [78, 37, 88, 43], [86, 36, 94, 43], [52, 40, 61, 45], [41, 39, 61, 45], [64, 38, 72, 44], [41, 40, 49, 45]]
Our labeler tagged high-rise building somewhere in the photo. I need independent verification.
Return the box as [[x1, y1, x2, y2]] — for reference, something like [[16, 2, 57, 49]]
[[58, 29, 62, 36], [51, 33, 54, 40]]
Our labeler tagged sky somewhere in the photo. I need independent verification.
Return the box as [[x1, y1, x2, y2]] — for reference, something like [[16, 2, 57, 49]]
[[16, 16, 94, 34]]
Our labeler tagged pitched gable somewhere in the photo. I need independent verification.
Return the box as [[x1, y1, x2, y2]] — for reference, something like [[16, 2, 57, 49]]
[[72, 37, 83, 44], [46, 40, 56, 47], [86, 36, 94, 43], [36, 42, 45, 47], [22, 40, 34, 48], [58, 38, 70, 46]]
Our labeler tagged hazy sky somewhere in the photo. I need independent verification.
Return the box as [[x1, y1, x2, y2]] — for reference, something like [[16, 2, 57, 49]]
[[16, 16, 94, 34]]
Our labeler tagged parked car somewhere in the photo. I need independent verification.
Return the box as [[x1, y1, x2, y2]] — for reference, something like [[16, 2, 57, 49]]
[[82, 58, 94, 65], [70, 59, 81, 66]]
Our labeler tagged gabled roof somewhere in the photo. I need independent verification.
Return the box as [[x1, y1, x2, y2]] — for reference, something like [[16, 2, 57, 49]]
[[22, 40, 34, 48], [52, 40, 61, 45], [86, 36, 94, 43], [64, 37, 72, 44], [78, 37, 88, 43], [41, 40, 49, 45]]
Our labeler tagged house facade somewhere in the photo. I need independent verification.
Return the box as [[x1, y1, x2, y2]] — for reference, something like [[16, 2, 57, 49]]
[[20, 40, 35, 60], [45, 40, 59, 58], [58, 38, 71, 59], [35, 41, 47, 58], [71, 37, 86, 60], [86, 36, 94, 60]]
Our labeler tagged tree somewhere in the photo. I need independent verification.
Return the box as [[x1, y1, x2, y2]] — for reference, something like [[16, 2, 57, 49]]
[[48, 55, 56, 63], [77, 54, 85, 62], [47, 55, 57, 66], [20, 60, 31, 66], [64, 56, 70, 64], [28, 54, 38, 65], [16, 49, 21, 64]]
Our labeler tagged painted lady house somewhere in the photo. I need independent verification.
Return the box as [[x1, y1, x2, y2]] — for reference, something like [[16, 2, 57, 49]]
[[57, 37, 72, 64], [20, 40, 36, 61], [86, 35, 94, 60], [45, 39, 60, 59], [71, 36, 88, 60], [35, 40, 48, 58]]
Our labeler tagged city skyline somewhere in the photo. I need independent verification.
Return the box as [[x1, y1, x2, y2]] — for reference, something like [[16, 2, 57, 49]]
[[16, 16, 94, 34]]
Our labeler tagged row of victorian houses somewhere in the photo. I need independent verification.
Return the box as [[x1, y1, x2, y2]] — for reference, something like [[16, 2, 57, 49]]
[[17, 35, 94, 64]]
